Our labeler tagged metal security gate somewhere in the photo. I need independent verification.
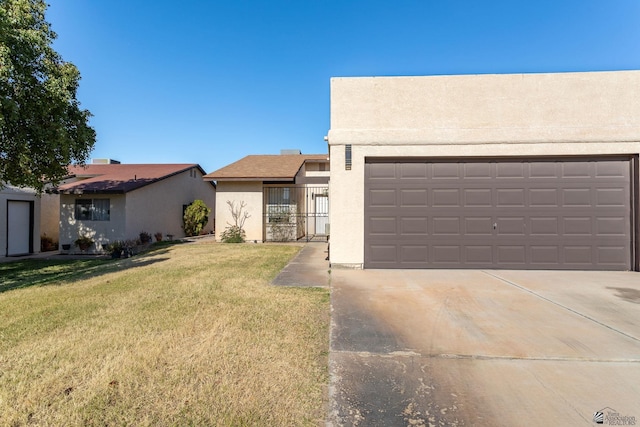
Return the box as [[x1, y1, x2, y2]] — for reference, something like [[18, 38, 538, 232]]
[[263, 186, 329, 242], [364, 157, 635, 270]]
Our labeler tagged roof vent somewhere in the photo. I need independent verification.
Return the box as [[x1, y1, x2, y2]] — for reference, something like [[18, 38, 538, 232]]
[[280, 149, 302, 155], [92, 158, 121, 164]]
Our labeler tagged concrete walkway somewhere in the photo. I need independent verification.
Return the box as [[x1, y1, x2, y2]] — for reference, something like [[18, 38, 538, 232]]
[[271, 242, 330, 287]]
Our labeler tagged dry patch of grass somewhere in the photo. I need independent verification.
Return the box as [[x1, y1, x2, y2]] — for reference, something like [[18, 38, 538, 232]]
[[0, 243, 329, 426]]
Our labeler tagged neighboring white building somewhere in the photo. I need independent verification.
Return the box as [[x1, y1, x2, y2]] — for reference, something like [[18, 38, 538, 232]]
[[1, 184, 41, 257], [204, 152, 329, 242], [51, 162, 216, 253], [328, 70, 640, 271]]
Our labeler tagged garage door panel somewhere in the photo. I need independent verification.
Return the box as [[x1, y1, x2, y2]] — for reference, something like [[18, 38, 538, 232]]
[[563, 188, 592, 206], [464, 163, 492, 178], [432, 217, 460, 235], [368, 245, 397, 263], [400, 163, 428, 179], [530, 162, 560, 178], [465, 246, 493, 263], [563, 217, 593, 235], [369, 163, 397, 179], [464, 189, 492, 207], [530, 189, 559, 206], [400, 245, 428, 263], [598, 247, 628, 265], [496, 246, 526, 263], [432, 189, 460, 206], [564, 246, 593, 265], [562, 162, 592, 178], [400, 217, 428, 235], [496, 217, 525, 235], [596, 217, 627, 236], [369, 189, 396, 207], [465, 217, 492, 235], [364, 158, 633, 270], [369, 217, 397, 235], [596, 161, 629, 178], [496, 162, 526, 178], [596, 188, 626, 206], [496, 189, 525, 206], [432, 246, 461, 263], [400, 189, 428, 206], [531, 246, 559, 264], [530, 217, 559, 235], [432, 163, 460, 179]]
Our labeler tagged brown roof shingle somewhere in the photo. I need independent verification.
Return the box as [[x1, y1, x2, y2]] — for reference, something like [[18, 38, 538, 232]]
[[53, 164, 202, 194], [203, 154, 328, 181]]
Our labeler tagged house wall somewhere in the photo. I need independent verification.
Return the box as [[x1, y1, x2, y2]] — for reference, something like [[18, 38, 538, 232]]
[[40, 193, 60, 242], [328, 71, 640, 268], [0, 185, 41, 257], [60, 193, 126, 253], [126, 168, 216, 240], [215, 181, 263, 242], [59, 168, 216, 252]]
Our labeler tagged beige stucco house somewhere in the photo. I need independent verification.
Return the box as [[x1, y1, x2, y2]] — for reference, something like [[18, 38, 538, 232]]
[[1, 184, 41, 257], [51, 162, 216, 253], [204, 152, 329, 242], [328, 70, 640, 271]]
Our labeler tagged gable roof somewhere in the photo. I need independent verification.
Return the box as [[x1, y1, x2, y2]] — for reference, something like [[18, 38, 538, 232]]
[[52, 164, 205, 194], [203, 154, 328, 182]]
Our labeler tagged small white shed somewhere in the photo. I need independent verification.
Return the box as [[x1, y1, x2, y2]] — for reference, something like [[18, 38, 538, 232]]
[[1, 184, 41, 257]]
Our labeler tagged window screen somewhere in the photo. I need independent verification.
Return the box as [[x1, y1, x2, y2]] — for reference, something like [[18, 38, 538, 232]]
[[74, 199, 110, 221]]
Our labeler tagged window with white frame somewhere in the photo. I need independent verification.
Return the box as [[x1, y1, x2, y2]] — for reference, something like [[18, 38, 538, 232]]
[[74, 198, 110, 221]]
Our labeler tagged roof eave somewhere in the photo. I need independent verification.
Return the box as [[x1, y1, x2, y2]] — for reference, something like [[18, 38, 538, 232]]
[[204, 177, 293, 182]]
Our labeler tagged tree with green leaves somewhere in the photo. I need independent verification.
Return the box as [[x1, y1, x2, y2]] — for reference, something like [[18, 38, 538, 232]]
[[0, 0, 95, 192]]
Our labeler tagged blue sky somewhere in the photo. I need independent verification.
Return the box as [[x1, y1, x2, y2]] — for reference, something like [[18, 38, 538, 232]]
[[47, 0, 640, 173]]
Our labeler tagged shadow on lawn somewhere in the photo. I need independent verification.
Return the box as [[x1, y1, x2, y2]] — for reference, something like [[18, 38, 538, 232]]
[[0, 242, 181, 294]]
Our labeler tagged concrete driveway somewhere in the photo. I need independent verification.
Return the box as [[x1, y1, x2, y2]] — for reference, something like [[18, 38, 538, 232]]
[[328, 269, 640, 426]]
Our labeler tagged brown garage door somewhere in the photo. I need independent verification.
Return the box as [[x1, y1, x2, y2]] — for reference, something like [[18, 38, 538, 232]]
[[364, 157, 635, 270]]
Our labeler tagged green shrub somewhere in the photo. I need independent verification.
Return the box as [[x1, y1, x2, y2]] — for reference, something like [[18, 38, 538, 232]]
[[105, 240, 125, 258], [221, 225, 246, 243], [221, 200, 250, 243], [183, 200, 211, 237], [74, 234, 94, 251]]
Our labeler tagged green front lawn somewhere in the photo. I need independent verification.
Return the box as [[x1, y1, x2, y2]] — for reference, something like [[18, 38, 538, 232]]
[[0, 243, 330, 426]]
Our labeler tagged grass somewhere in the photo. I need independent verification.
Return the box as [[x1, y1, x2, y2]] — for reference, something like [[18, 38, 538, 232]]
[[0, 243, 330, 426]]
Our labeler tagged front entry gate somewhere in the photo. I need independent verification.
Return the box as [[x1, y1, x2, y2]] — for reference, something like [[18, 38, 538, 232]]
[[263, 186, 329, 242]]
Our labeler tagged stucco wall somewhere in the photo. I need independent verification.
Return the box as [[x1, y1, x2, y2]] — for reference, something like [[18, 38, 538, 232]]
[[328, 71, 640, 268], [330, 71, 640, 146], [215, 181, 263, 242], [40, 193, 60, 242], [60, 194, 126, 253], [0, 185, 41, 257], [126, 168, 216, 240]]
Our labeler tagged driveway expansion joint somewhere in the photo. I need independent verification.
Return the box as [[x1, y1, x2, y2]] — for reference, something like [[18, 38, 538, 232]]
[[482, 270, 640, 344]]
